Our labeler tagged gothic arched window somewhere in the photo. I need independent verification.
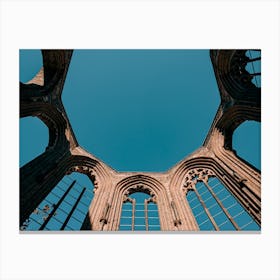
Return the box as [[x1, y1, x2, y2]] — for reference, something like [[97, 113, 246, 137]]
[[20, 172, 94, 231], [119, 190, 160, 231], [185, 169, 260, 231]]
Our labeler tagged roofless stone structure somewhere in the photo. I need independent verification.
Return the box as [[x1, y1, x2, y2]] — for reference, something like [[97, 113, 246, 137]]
[[20, 50, 261, 231]]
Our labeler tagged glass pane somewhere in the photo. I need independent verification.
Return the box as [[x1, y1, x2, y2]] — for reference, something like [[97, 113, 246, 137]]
[[134, 218, 145, 225], [119, 191, 160, 231], [119, 225, 132, 231], [134, 225, 146, 231]]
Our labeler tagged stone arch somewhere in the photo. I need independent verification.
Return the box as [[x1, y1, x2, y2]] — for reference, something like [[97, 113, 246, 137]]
[[170, 157, 261, 228], [105, 174, 173, 231], [63, 153, 116, 230], [216, 104, 260, 152], [20, 50, 73, 99], [20, 102, 69, 150], [20, 151, 111, 226], [203, 104, 261, 191], [210, 50, 261, 104]]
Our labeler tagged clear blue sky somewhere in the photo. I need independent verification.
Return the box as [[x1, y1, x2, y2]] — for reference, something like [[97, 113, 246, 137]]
[[20, 49, 261, 172]]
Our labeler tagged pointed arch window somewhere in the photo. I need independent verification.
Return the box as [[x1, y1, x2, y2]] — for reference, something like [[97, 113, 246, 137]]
[[119, 187, 160, 231], [20, 172, 95, 231], [184, 169, 260, 231]]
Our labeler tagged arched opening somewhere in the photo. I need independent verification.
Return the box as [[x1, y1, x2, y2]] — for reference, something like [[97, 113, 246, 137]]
[[20, 117, 49, 167], [233, 120, 261, 170], [186, 176, 260, 231], [20, 172, 94, 231], [20, 49, 43, 84], [119, 191, 160, 231], [245, 50, 261, 88]]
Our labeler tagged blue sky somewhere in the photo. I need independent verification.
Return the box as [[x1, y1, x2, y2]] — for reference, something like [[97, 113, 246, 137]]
[[19, 50, 261, 231], [20, 49, 261, 172]]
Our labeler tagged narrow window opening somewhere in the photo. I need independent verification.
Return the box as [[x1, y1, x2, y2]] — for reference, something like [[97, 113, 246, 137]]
[[20, 172, 94, 231]]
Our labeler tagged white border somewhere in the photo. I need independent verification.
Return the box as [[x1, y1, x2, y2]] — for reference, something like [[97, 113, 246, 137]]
[[1, 1, 279, 279]]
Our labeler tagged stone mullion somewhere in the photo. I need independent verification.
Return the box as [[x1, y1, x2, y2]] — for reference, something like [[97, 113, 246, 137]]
[[193, 186, 219, 231], [144, 199, 148, 231], [131, 199, 136, 231], [39, 180, 76, 230], [204, 180, 240, 230], [60, 187, 86, 230]]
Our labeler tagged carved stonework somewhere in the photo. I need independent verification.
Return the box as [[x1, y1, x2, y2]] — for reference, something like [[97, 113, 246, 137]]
[[183, 168, 215, 193], [66, 166, 97, 192]]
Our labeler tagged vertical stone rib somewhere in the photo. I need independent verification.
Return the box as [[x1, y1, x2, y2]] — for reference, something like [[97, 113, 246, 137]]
[[144, 199, 149, 231], [60, 187, 86, 230], [131, 199, 136, 231], [193, 186, 219, 231], [39, 180, 76, 230], [204, 180, 240, 230]]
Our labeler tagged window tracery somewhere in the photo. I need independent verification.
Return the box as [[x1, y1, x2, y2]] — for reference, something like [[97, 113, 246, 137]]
[[184, 168, 260, 231], [119, 185, 160, 231]]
